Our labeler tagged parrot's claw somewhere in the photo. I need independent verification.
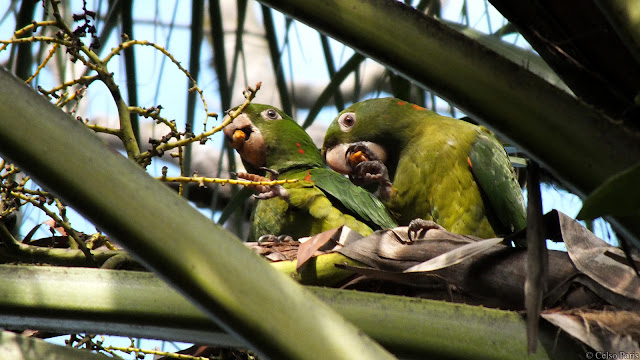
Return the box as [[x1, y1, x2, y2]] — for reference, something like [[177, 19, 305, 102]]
[[252, 184, 289, 201], [354, 161, 387, 182], [258, 167, 280, 180], [407, 219, 445, 242], [258, 234, 294, 244]]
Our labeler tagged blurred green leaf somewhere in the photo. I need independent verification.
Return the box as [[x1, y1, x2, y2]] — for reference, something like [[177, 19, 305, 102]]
[[218, 186, 253, 226], [320, 34, 345, 111], [12, 0, 38, 81], [303, 53, 365, 128], [578, 162, 640, 220], [209, 0, 231, 109], [183, 0, 205, 180], [261, 4, 292, 115], [228, 0, 248, 95], [121, 0, 140, 147]]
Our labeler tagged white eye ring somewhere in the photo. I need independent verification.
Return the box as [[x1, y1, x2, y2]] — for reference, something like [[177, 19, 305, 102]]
[[338, 112, 356, 132], [261, 108, 282, 120]]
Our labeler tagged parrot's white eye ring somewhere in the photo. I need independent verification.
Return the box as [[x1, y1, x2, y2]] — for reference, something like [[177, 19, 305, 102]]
[[261, 108, 282, 120], [338, 112, 356, 132]]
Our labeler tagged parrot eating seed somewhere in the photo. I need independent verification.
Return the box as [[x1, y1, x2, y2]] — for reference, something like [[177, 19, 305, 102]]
[[322, 97, 526, 239]]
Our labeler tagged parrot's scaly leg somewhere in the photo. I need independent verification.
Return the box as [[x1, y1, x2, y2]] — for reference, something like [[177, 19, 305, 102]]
[[236, 169, 295, 243], [407, 218, 445, 242], [252, 185, 289, 200]]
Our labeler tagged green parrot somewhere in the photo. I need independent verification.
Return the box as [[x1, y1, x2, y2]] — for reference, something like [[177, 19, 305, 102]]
[[222, 103, 397, 242], [322, 97, 526, 239]]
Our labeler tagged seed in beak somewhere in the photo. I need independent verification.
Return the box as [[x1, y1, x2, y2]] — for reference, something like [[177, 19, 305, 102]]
[[348, 150, 368, 168], [231, 129, 246, 149]]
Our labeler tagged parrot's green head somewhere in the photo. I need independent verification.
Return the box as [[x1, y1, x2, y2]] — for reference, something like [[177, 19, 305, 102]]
[[322, 97, 425, 178], [223, 103, 323, 174]]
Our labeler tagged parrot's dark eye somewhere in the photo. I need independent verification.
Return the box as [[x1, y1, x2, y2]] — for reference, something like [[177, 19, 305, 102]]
[[338, 112, 356, 132], [261, 108, 282, 120]]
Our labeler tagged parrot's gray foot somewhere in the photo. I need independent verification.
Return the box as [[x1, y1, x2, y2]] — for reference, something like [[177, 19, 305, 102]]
[[252, 184, 289, 201], [407, 219, 445, 242], [253, 168, 288, 200], [345, 143, 396, 200], [352, 160, 396, 200], [258, 234, 294, 244]]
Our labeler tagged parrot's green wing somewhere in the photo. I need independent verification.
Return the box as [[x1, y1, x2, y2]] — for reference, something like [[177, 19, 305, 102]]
[[468, 131, 527, 234], [309, 168, 398, 229]]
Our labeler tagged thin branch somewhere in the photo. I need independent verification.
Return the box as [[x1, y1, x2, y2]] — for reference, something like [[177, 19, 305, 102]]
[[38, 74, 99, 97], [157, 175, 297, 188], [9, 191, 96, 265], [0, 223, 119, 266], [136, 82, 262, 163], [102, 39, 217, 125], [25, 42, 60, 84], [85, 124, 121, 136]]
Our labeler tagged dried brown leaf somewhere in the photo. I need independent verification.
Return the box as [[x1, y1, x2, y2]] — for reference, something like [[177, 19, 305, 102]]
[[542, 309, 640, 353], [297, 227, 341, 271], [339, 226, 478, 270], [245, 239, 299, 261], [559, 211, 640, 302], [404, 237, 504, 272]]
